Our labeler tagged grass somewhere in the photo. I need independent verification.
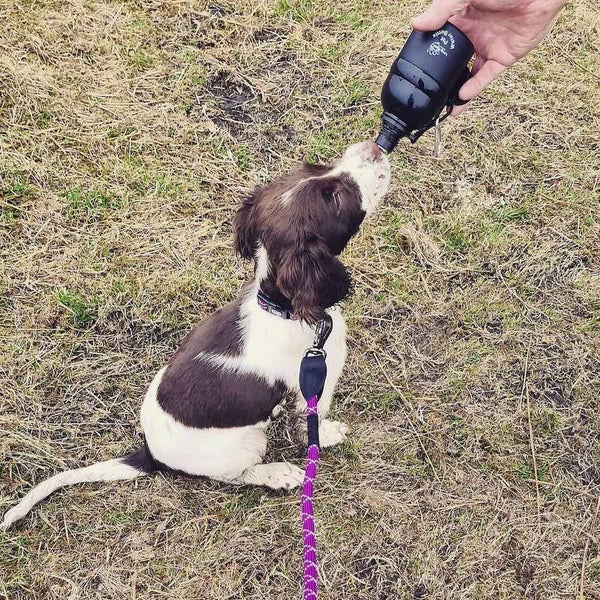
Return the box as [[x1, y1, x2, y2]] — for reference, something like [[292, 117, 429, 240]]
[[339, 76, 371, 107], [0, 0, 599, 599], [63, 188, 123, 218], [55, 289, 96, 329]]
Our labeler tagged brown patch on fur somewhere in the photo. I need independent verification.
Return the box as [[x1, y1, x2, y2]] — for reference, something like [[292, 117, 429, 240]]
[[157, 288, 288, 428], [158, 356, 287, 428]]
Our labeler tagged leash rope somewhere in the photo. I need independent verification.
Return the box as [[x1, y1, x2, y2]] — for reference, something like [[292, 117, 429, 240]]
[[302, 397, 320, 600]]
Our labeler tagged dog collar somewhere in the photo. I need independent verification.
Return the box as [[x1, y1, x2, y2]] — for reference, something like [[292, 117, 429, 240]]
[[257, 289, 296, 320]]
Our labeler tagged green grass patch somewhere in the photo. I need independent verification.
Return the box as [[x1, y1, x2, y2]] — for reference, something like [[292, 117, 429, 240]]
[[107, 125, 140, 142], [56, 289, 95, 329], [492, 205, 530, 222], [1, 174, 36, 219], [480, 222, 511, 246], [339, 77, 370, 107], [103, 510, 145, 525], [329, 438, 360, 468], [221, 488, 266, 516], [189, 71, 207, 87], [448, 414, 468, 443], [382, 442, 434, 478], [351, 109, 381, 134], [334, 9, 372, 31], [444, 225, 470, 252], [575, 315, 600, 333], [360, 391, 406, 415], [117, 156, 181, 198], [384, 271, 420, 304], [125, 15, 153, 37], [514, 459, 550, 483], [110, 275, 137, 297], [317, 42, 347, 62], [535, 409, 560, 437], [0, 535, 30, 563], [299, 109, 381, 162], [233, 145, 254, 172], [273, 0, 325, 22], [127, 50, 153, 71], [379, 213, 413, 249], [462, 296, 521, 331], [35, 110, 53, 128], [63, 188, 123, 218], [305, 125, 346, 163], [514, 460, 532, 481], [397, 452, 433, 478]]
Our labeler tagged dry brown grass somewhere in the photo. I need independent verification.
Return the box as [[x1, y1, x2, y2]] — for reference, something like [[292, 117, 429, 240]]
[[1, 0, 599, 598]]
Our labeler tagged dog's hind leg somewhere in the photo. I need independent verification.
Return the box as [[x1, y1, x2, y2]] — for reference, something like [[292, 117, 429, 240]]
[[193, 427, 303, 490], [220, 462, 304, 490], [143, 403, 304, 491], [1, 446, 154, 530]]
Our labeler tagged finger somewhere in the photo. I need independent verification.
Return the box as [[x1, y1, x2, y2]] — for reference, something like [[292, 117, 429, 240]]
[[470, 54, 486, 76], [459, 59, 507, 100], [450, 101, 471, 116], [448, 55, 483, 115], [412, 0, 470, 31]]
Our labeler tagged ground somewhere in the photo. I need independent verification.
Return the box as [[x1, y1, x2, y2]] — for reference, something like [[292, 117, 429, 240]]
[[0, 0, 599, 598]]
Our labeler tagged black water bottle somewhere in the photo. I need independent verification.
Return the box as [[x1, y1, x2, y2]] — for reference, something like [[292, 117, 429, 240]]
[[376, 23, 474, 153]]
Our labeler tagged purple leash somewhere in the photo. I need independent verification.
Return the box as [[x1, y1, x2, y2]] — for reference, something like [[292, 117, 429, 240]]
[[302, 396, 320, 600], [299, 316, 333, 600]]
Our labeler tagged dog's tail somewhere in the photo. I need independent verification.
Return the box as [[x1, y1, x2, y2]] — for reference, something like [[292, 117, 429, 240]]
[[1, 445, 156, 530]]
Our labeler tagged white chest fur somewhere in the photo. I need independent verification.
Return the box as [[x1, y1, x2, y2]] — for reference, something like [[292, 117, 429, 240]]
[[199, 283, 347, 392]]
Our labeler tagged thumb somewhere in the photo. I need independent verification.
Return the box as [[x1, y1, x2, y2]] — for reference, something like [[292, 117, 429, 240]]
[[412, 0, 470, 31]]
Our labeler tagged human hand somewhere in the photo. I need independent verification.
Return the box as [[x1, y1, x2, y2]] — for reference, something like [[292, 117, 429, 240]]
[[413, 0, 566, 113]]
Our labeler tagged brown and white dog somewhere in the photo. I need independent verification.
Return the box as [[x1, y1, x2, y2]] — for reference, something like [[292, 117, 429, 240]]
[[2, 141, 390, 528]]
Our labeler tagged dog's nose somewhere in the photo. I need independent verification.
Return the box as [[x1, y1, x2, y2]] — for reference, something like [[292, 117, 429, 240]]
[[362, 141, 382, 162]]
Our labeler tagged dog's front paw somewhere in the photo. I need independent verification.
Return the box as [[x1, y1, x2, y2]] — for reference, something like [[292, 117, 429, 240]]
[[260, 462, 304, 490], [319, 420, 349, 448]]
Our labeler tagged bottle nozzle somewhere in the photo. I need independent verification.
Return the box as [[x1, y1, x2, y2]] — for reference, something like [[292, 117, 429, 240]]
[[374, 135, 391, 154], [375, 141, 389, 155], [376, 112, 408, 154]]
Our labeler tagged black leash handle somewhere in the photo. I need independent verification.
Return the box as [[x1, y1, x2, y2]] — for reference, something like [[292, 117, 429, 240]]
[[299, 314, 333, 448]]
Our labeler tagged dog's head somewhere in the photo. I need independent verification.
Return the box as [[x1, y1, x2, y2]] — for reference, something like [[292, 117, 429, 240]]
[[235, 141, 390, 323]]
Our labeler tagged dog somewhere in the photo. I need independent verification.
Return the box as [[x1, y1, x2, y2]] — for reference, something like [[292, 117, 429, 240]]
[[2, 141, 390, 528]]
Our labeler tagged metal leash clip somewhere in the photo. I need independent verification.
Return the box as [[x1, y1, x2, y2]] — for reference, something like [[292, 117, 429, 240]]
[[301, 314, 332, 392], [304, 347, 326, 359], [311, 314, 333, 352]]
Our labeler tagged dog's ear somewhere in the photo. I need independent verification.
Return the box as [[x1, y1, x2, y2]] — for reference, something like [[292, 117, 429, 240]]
[[234, 188, 260, 259], [276, 235, 351, 324]]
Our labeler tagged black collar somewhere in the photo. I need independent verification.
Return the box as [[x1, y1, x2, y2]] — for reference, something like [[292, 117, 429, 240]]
[[257, 289, 296, 320]]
